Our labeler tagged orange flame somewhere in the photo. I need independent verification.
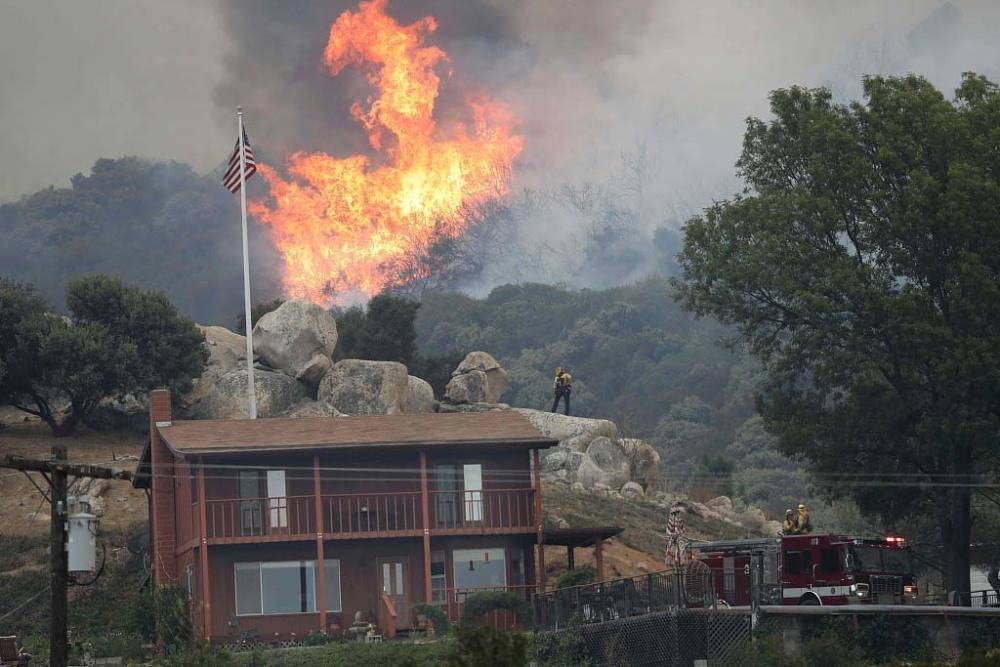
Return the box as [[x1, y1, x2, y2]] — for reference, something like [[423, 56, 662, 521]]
[[251, 0, 523, 303]]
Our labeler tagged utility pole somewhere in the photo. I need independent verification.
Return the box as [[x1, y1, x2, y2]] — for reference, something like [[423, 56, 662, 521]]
[[1, 452, 132, 667], [50, 444, 68, 667]]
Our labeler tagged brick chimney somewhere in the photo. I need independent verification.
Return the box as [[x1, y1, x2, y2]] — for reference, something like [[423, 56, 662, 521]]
[[148, 389, 177, 585]]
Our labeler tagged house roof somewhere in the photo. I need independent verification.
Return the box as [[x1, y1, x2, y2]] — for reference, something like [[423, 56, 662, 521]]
[[155, 411, 558, 456]]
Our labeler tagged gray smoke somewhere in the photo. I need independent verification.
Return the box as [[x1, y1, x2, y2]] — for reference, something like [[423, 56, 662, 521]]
[[3, 1, 999, 290]]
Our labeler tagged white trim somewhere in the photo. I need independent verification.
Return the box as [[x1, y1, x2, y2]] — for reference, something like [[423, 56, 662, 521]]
[[782, 585, 855, 600]]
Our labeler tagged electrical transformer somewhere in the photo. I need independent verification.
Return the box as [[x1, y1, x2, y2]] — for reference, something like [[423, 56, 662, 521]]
[[67, 505, 98, 573]]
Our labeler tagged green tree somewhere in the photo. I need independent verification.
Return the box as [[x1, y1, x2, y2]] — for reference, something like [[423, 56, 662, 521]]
[[674, 73, 1000, 595], [0, 275, 205, 435], [335, 293, 420, 364]]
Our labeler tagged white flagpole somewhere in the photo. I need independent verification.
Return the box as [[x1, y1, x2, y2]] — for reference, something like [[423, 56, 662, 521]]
[[237, 106, 258, 419]]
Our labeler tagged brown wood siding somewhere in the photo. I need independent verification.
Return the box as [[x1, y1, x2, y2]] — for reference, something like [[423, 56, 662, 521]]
[[204, 534, 536, 641]]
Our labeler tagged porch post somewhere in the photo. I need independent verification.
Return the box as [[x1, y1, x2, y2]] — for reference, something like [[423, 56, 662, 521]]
[[567, 546, 575, 570], [532, 449, 546, 592], [313, 454, 327, 633], [196, 458, 212, 640], [419, 451, 433, 603], [595, 538, 604, 581]]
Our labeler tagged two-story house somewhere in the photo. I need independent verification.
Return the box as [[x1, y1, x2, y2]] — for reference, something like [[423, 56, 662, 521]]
[[134, 389, 581, 642]]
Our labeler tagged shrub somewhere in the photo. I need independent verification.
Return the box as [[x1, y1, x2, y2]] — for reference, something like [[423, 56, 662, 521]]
[[446, 623, 529, 667], [413, 602, 450, 635], [553, 566, 596, 590], [533, 621, 594, 667], [460, 591, 532, 625]]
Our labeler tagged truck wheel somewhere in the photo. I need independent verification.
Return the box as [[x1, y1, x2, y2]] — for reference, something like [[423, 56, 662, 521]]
[[798, 595, 820, 605]]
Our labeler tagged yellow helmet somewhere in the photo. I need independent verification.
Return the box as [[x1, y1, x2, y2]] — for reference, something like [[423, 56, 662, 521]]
[[798, 504, 806, 510], [555, 366, 563, 374], [785, 509, 793, 516]]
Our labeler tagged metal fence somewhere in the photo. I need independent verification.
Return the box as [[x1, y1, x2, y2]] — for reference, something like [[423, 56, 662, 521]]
[[535, 608, 753, 667], [534, 568, 717, 631]]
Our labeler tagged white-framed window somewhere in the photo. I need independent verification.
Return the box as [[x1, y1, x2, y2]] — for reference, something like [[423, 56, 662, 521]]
[[463, 464, 483, 522], [185, 565, 194, 600], [453, 548, 506, 592], [234, 559, 342, 616]]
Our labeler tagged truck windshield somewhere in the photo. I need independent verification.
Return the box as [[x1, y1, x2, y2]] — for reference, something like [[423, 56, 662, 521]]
[[850, 546, 911, 574]]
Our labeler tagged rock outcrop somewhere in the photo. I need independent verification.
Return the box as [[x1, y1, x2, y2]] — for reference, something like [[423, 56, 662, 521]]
[[184, 368, 307, 419], [252, 299, 338, 389], [514, 409, 618, 451], [576, 436, 631, 489], [318, 359, 409, 415], [401, 376, 435, 414], [449, 352, 508, 404]]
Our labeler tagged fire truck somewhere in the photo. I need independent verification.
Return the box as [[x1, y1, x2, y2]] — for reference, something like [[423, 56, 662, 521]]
[[692, 533, 918, 606]]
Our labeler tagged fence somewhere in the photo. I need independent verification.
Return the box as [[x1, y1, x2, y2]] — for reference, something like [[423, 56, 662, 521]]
[[534, 568, 716, 631], [535, 608, 752, 667]]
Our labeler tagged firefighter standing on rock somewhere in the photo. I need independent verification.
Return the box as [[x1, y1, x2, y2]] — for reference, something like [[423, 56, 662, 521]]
[[551, 367, 572, 415]]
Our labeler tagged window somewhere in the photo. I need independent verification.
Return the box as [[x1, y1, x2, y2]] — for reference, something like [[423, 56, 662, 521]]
[[510, 548, 525, 587], [267, 470, 288, 529], [238, 471, 263, 536], [463, 464, 483, 522], [234, 559, 342, 616], [453, 548, 506, 592], [784, 551, 813, 575], [323, 560, 343, 612], [820, 548, 840, 573], [185, 565, 194, 600], [431, 551, 447, 605], [434, 465, 459, 528]]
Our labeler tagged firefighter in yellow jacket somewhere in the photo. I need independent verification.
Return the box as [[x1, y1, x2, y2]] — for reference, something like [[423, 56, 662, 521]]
[[551, 367, 572, 415], [796, 504, 812, 534], [782, 509, 798, 535]]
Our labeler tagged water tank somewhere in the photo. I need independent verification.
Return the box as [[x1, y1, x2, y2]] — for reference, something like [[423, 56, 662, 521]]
[[67, 509, 98, 572]]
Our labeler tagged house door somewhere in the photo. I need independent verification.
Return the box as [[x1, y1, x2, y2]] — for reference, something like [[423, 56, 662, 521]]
[[377, 557, 409, 631]]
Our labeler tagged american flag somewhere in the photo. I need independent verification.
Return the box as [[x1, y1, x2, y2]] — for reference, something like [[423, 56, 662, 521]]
[[223, 127, 257, 193]]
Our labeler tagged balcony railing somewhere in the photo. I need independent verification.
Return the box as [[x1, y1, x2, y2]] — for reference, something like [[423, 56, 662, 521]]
[[440, 584, 536, 630], [195, 489, 536, 541], [203, 495, 315, 540], [429, 489, 535, 532], [322, 491, 424, 536]]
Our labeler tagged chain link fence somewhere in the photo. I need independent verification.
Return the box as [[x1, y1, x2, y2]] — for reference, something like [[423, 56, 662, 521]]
[[535, 608, 753, 666]]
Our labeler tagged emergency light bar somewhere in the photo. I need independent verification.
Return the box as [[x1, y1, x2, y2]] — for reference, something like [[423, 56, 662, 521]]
[[885, 536, 907, 545]]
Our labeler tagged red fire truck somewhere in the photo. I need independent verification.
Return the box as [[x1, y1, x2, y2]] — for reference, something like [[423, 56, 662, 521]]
[[692, 533, 918, 606]]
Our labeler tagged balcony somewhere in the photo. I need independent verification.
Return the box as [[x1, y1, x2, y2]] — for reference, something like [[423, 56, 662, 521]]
[[195, 488, 536, 544]]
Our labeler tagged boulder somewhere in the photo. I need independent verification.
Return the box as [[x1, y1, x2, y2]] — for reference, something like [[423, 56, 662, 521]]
[[252, 299, 338, 388], [452, 352, 508, 403], [445, 370, 488, 404], [705, 496, 734, 515], [437, 402, 510, 413], [318, 359, 409, 415], [401, 376, 435, 414], [620, 481, 645, 499], [513, 409, 618, 451], [200, 325, 249, 375], [184, 368, 307, 419], [619, 438, 661, 485], [282, 399, 344, 418], [576, 446, 631, 490]]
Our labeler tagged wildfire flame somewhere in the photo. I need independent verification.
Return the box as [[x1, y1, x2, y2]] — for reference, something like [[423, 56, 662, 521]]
[[251, 0, 523, 303]]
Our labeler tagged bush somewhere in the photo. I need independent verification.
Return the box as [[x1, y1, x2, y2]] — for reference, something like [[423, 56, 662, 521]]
[[159, 642, 235, 667], [413, 602, 450, 635], [229, 640, 451, 666], [446, 623, 528, 667], [89, 633, 146, 660], [553, 566, 596, 590], [460, 591, 532, 625], [533, 621, 594, 667]]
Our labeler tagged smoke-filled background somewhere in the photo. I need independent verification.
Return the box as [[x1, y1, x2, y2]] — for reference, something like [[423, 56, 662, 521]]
[[2, 0, 999, 315]]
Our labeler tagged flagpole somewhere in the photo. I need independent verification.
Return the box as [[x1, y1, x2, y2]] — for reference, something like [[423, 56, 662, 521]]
[[237, 106, 258, 419]]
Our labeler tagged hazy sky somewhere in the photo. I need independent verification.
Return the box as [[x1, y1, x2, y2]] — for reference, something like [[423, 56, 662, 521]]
[[2, 0, 999, 209]]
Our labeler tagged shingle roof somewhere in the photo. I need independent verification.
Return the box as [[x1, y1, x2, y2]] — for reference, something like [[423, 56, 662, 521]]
[[156, 411, 557, 455]]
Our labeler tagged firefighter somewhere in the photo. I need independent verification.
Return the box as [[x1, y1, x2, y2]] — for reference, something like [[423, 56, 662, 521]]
[[551, 366, 572, 415], [782, 509, 798, 535], [796, 503, 812, 534]]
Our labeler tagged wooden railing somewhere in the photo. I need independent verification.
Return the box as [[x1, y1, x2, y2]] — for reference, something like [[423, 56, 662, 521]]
[[195, 489, 537, 540], [379, 593, 398, 639], [202, 495, 314, 540], [322, 491, 423, 536], [429, 489, 535, 531]]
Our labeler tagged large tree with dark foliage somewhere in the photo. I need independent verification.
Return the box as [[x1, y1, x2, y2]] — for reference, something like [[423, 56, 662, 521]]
[[0, 275, 206, 435], [675, 73, 1000, 596]]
